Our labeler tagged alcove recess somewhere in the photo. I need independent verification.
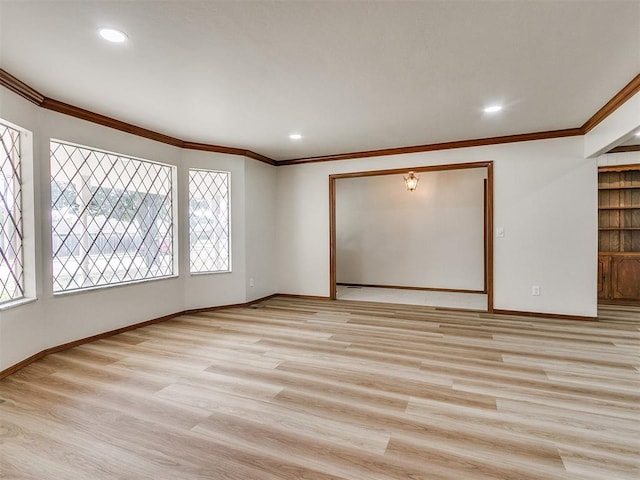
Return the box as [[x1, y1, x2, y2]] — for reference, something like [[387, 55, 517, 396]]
[[598, 165, 640, 304]]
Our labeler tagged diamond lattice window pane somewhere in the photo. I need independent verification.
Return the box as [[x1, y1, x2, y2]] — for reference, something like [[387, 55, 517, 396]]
[[50, 141, 175, 292], [0, 121, 24, 303], [189, 169, 230, 273]]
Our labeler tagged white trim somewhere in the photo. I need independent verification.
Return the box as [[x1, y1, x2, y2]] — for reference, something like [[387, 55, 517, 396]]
[[50, 139, 177, 292], [0, 296, 37, 311], [187, 168, 232, 274], [52, 274, 179, 297]]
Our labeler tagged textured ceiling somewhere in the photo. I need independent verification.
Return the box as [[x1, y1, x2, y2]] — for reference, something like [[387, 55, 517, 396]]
[[1, 1, 639, 160]]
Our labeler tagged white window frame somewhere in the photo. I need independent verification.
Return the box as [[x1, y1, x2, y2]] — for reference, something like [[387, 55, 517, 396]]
[[188, 168, 231, 274], [50, 140, 178, 294], [0, 118, 31, 307]]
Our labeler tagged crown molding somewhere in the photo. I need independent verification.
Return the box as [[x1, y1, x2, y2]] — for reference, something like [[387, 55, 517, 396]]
[[278, 129, 583, 166], [581, 73, 640, 134], [1, 68, 639, 166], [41, 97, 185, 147], [182, 141, 276, 165], [0, 69, 45, 105], [607, 144, 640, 154]]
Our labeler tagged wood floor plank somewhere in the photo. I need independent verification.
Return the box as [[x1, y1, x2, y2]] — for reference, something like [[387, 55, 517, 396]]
[[0, 296, 638, 479], [409, 396, 639, 455], [157, 382, 391, 454], [204, 359, 410, 411]]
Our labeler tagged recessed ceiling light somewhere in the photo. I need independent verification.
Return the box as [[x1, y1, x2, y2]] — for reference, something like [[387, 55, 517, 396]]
[[635, 131, 640, 137], [483, 105, 503, 113], [99, 28, 127, 43], [289, 133, 302, 140]]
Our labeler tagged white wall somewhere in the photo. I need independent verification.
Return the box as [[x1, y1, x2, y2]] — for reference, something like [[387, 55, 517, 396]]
[[277, 136, 598, 317], [245, 158, 278, 301], [180, 149, 247, 309], [0, 87, 277, 371], [336, 168, 486, 290]]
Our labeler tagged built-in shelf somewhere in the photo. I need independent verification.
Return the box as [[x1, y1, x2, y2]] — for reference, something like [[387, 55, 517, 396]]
[[598, 167, 640, 303], [599, 227, 640, 231], [599, 251, 640, 256], [598, 206, 640, 210]]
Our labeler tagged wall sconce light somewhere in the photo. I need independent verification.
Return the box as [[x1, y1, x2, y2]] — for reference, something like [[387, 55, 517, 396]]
[[403, 171, 419, 191]]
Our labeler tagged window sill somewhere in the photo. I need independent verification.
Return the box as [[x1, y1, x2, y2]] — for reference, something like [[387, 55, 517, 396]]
[[190, 270, 232, 277], [0, 297, 38, 312], [52, 274, 180, 298]]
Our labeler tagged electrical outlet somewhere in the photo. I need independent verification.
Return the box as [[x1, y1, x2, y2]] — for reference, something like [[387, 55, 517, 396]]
[[532, 285, 540, 296], [249, 277, 254, 287]]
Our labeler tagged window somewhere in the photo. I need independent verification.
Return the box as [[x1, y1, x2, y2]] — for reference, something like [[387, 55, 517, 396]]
[[50, 141, 175, 292], [0, 121, 24, 303], [189, 169, 230, 273]]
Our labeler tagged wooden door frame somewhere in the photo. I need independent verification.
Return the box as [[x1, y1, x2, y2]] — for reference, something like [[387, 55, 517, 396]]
[[329, 160, 494, 312]]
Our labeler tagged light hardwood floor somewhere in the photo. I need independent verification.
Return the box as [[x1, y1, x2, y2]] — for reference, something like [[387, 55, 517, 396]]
[[0, 297, 638, 479]]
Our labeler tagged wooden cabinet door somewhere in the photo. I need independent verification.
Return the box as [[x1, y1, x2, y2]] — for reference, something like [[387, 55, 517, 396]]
[[610, 256, 640, 301], [598, 255, 611, 300]]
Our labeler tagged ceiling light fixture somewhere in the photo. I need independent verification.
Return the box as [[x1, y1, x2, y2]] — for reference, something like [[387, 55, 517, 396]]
[[99, 28, 128, 43], [403, 171, 419, 191], [289, 133, 302, 140], [483, 105, 503, 113], [635, 131, 640, 137]]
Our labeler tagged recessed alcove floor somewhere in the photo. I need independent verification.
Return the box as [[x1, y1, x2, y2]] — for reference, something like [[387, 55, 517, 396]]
[[0, 296, 637, 479], [336, 284, 488, 310]]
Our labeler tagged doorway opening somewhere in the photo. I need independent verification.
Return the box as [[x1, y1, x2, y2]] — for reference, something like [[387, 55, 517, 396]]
[[329, 161, 494, 312]]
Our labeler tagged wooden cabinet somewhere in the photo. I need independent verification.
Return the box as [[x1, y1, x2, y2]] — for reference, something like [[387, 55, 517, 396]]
[[610, 255, 640, 301], [599, 253, 640, 303], [598, 166, 640, 305]]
